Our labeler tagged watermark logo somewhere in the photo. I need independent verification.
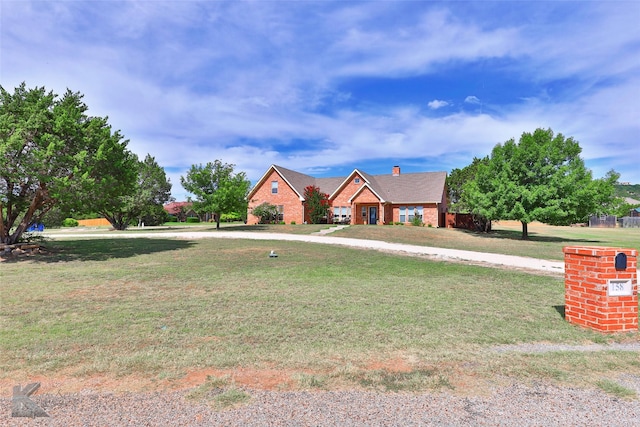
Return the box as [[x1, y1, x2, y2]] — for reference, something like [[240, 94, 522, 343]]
[[12, 382, 49, 418]]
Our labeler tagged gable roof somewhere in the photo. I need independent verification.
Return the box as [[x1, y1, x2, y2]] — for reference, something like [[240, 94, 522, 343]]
[[247, 164, 314, 201], [248, 165, 447, 204], [348, 181, 387, 203]]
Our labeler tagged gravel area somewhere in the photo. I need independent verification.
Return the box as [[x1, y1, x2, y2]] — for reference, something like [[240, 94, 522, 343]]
[[2, 382, 639, 426], [493, 342, 640, 354]]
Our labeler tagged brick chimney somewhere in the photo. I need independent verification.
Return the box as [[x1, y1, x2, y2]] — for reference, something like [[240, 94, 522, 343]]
[[392, 166, 401, 176]]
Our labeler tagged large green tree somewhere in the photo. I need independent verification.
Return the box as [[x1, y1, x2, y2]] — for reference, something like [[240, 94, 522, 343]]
[[0, 83, 137, 244], [448, 156, 489, 213], [97, 154, 172, 230], [180, 160, 251, 229], [447, 157, 492, 231], [464, 128, 618, 239]]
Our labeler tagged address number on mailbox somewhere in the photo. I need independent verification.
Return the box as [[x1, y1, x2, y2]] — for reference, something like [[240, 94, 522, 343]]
[[607, 279, 633, 297]]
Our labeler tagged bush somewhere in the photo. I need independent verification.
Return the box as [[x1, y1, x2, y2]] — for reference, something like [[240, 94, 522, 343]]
[[62, 218, 79, 227], [411, 216, 424, 227], [252, 202, 279, 224], [221, 212, 243, 222], [186, 217, 200, 223], [290, 221, 296, 225], [139, 206, 170, 226]]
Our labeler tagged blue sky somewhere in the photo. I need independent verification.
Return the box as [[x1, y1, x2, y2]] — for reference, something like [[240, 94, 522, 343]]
[[2, 1, 639, 200]]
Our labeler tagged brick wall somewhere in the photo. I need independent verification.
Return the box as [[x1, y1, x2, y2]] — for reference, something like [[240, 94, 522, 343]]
[[422, 203, 440, 227], [564, 246, 638, 333], [247, 170, 304, 224], [331, 174, 364, 207], [390, 204, 440, 226]]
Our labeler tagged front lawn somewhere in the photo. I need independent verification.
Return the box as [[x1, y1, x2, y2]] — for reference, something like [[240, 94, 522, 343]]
[[1, 237, 638, 393]]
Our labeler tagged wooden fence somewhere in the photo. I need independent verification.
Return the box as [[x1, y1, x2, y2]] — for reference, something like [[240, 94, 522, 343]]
[[588, 215, 617, 228], [77, 218, 111, 227], [621, 217, 640, 228], [445, 213, 476, 230]]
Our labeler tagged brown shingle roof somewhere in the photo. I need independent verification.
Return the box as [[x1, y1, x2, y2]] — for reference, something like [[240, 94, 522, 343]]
[[373, 171, 447, 203], [274, 165, 315, 195], [260, 165, 446, 204], [163, 201, 193, 215], [315, 177, 345, 195]]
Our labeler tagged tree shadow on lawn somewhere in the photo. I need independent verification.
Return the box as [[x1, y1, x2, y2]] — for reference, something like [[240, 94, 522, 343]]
[[3, 238, 196, 263], [457, 228, 602, 244], [161, 224, 272, 232]]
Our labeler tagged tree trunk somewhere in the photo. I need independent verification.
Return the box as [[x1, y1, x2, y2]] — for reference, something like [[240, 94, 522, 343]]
[[0, 202, 6, 244], [215, 212, 221, 230], [3, 191, 44, 245], [521, 221, 529, 240], [104, 213, 129, 230]]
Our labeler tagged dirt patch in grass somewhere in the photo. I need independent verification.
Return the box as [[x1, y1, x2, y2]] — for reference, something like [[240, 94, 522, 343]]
[[0, 358, 487, 396], [180, 368, 298, 391], [0, 368, 324, 396], [366, 356, 414, 373]]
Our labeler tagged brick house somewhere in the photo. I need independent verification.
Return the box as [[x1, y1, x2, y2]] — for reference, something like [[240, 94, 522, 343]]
[[246, 165, 448, 226], [163, 201, 197, 221]]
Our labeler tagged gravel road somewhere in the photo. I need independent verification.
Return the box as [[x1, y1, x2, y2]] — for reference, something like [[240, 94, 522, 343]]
[[2, 382, 640, 426], [4, 228, 635, 425]]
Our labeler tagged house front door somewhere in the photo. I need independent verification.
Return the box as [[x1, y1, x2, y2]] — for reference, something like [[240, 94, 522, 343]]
[[368, 206, 377, 225]]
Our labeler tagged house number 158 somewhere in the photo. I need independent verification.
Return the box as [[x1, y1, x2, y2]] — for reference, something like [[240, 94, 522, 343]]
[[607, 279, 633, 297]]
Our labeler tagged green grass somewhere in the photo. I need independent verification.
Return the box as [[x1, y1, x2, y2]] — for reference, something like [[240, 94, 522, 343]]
[[347, 368, 453, 392], [1, 236, 639, 393], [212, 387, 251, 409], [186, 375, 252, 409], [596, 379, 637, 399], [44, 221, 640, 261]]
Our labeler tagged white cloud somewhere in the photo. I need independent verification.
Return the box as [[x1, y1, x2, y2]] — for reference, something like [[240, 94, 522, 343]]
[[427, 100, 449, 110], [331, 8, 521, 77], [2, 0, 639, 198]]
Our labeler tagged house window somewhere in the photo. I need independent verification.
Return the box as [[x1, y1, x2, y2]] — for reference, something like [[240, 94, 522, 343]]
[[277, 205, 284, 222], [333, 206, 351, 222], [407, 206, 415, 222], [399, 206, 423, 222], [342, 206, 351, 219], [354, 178, 360, 184], [361, 206, 367, 218], [271, 181, 278, 194]]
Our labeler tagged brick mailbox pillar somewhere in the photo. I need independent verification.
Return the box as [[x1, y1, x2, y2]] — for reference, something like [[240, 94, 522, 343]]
[[563, 246, 638, 333]]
